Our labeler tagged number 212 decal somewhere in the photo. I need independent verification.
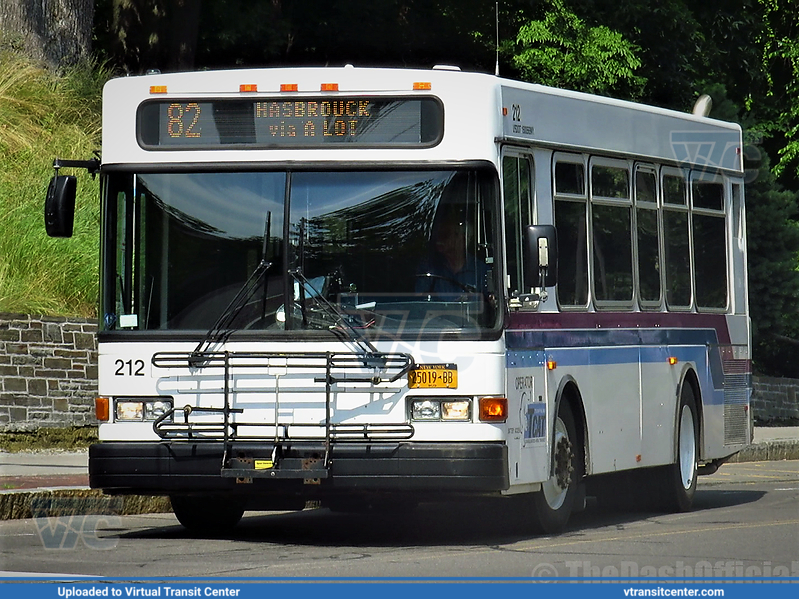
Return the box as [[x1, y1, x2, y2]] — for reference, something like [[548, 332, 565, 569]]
[[115, 359, 145, 376]]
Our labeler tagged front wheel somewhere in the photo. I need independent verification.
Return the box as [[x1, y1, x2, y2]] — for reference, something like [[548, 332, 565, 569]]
[[170, 495, 246, 533], [531, 401, 583, 534]]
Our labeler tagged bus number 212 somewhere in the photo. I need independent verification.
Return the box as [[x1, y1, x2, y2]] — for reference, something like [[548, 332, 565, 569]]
[[115, 359, 145, 376]]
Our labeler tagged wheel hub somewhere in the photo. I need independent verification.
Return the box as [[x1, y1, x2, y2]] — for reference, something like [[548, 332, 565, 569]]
[[554, 435, 573, 489]]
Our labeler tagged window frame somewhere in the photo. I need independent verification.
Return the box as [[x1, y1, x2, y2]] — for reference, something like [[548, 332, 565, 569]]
[[690, 171, 729, 312], [553, 152, 590, 310], [660, 166, 693, 311], [501, 150, 535, 296], [589, 157, 634, 310], [633, 163, 663, 310]]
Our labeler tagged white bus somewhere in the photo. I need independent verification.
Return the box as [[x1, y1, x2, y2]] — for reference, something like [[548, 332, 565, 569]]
[[46, 66, 751, 533]]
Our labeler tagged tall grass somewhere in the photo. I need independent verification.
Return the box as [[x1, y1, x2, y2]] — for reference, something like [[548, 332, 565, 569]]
[[0, 50, 110, 317]]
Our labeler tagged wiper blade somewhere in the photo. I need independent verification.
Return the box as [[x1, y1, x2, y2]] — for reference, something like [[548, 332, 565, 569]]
[[190, 259, 273, 365], [191, 212, 272, 366], [288, 267, 379, 356]]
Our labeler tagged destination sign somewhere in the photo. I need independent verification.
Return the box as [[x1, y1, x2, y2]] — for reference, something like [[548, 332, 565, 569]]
[[137, 97, 443, 149]]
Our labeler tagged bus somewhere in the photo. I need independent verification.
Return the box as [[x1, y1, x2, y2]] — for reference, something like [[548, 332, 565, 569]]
[[45, 66, 751, 533]]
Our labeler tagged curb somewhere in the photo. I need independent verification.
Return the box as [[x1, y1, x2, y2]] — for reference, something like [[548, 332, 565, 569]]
[[727, 440, 799, 463], [0, 489, 171, 521]]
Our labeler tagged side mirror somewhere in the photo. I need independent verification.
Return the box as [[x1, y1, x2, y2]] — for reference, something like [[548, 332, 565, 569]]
[[45, 175, 77, 238], [523, 224, 557, 289]]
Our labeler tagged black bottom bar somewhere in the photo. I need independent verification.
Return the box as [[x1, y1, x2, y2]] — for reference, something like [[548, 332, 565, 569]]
[[89, 441, 509, 498]]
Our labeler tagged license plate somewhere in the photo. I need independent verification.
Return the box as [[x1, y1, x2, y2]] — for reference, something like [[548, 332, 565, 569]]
[[408, 364, 458, 389]]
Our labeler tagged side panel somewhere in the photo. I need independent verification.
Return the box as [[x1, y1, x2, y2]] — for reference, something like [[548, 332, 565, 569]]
[[507, 312, 751, 478], [505, 351, 549, 486]]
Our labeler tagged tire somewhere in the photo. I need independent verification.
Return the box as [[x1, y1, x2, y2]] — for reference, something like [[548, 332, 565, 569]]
[[663, 382, 699, 512], [170, 495, 246, 533], [531, 401, 583, 534]]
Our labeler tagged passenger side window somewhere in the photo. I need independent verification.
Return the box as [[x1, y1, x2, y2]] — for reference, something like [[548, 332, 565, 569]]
[[554, 155, 588, 307], [692, 177, 727, 309], [503, 154, 533, 294], [662, 172, 691, 308], [591, 162, 632, 304], [635, 167, 661, 306]]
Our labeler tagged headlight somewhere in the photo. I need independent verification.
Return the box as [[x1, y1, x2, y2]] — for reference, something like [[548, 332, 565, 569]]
[[144, 401, 171, 420], [115, 398, 173, 422], [411, 399, 441, 421], [410, 398, 471, 421], [116, 400, 143, 421]]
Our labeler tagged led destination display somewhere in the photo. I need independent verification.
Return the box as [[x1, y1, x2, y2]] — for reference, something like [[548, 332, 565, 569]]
[[137, 97, 443, 149]]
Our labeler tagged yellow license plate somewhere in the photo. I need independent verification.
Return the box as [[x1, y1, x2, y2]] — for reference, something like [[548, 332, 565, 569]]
[[408, 364, 458, 389]]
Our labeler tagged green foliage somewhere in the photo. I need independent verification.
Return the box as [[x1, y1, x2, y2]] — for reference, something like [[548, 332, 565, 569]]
[[757, 0, 799, 180], [510, 0, 646, 97], [745, 151, 799, 375], [0, 50, 108, 318]]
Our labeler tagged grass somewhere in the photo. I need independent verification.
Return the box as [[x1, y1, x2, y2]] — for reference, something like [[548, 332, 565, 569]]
[[0, 49, 110, 318], [0, 426, 98, 452]]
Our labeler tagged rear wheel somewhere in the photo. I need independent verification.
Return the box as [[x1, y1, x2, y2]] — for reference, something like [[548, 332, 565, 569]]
[[531, 401, 582, 534], [662, 383, 699, 512], [170, 495, 246, 532]]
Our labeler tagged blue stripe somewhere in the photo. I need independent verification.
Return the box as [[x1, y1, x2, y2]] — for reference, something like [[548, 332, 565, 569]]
[[505, 327, 720, 349]]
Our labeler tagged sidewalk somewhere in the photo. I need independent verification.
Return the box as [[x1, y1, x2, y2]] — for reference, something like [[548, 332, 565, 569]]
[[1, 427, 798, 520]]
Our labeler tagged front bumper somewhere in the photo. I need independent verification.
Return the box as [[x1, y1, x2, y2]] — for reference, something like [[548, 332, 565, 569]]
[[89, 441, 509, 497]]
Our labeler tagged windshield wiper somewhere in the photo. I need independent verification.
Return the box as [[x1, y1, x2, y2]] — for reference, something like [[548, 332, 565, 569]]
[[190, 212, 272, 367], [288, 267, 379, 357]]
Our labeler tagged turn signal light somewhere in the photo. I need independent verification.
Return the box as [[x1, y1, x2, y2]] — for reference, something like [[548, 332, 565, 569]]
[[95, 397, 110, 422], [479, 397, 508, 422], [668, 356, 679, 366]]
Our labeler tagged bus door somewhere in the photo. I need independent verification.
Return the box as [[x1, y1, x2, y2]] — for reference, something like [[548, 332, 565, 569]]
[[502, 149, 551, 485]]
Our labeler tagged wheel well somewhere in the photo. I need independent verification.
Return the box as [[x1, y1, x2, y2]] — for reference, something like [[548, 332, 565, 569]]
[[681, 367, 704, 457], [557, 379, 588, 475]]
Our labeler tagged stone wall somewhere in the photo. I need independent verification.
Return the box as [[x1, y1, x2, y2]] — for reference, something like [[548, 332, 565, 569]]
[[1, 310, 798, 429], [0, 313, 97, 431], [751, 375, 799, 425]]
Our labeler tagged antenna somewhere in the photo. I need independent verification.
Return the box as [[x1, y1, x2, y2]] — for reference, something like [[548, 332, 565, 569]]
[[495, 2, 500, 77]]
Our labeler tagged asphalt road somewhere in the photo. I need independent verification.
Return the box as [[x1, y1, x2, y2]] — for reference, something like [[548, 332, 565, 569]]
[[1, 460, 797, 580]]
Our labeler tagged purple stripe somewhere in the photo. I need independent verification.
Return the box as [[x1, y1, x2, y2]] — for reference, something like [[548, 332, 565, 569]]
[[506, 311, 731, 344]]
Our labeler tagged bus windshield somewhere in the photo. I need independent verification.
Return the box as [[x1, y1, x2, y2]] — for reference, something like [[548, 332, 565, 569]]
[[101, 168, 500, 338]]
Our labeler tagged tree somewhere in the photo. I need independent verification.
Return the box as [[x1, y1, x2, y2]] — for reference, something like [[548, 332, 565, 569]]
[[508, 0, 645, 97], [0, 0, 94, 70], [745, 152, 799, 375], [757, 0, 799, 184], [94, 0, 201, 73]]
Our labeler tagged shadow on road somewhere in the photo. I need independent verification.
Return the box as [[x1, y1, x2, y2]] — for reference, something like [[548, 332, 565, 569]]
[[117, 483, 765, 546]]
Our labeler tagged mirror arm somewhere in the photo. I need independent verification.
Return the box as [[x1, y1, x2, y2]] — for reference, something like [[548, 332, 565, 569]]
[[53, 155, 101, 178]]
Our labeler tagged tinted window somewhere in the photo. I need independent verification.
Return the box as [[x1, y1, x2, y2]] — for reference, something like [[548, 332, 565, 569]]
[[555, 199, 588, 306], [592, 204, 633, 302]]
